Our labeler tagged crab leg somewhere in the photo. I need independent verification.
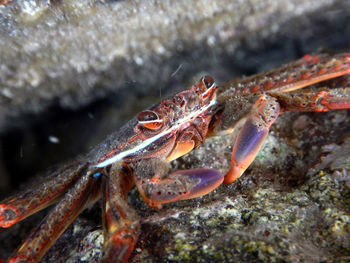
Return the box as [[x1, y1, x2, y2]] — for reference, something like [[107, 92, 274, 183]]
[[7, 171, 100, 263], [224, 95, 280, 184], [101, 163, 140, 263], [271, 75, 350, 112], [222, 53, 350, 95], [134, 159, 224, 210], [0, 162, 88, 228], [223, 75, 350, 184]]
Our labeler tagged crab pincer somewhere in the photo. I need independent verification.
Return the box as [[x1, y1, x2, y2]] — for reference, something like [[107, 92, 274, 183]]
[[224, 95, 280, 183], [136, 167, 224, 209]]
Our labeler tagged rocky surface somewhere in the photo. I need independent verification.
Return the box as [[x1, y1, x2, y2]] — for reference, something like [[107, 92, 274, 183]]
[[6, 109, 347, 263], [1, 0, 350, 130], [0, 0, 350, 262]]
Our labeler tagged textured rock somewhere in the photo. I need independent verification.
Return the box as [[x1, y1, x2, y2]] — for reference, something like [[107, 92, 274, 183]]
[[1, 0, 350, 130]]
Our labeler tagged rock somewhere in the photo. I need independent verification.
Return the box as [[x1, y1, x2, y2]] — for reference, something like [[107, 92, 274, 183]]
[[0, 0, 350, 130]]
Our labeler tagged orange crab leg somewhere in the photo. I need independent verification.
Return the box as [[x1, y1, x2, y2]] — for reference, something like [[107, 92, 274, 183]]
[[224, 95, 280, 184], [0, 162, 88, 228], [101, 164, 140, 263], [268, 53, 350, 93], [278, 89, 350, 112], [272, 75, 350, 112], [7, 172, 100, 263], [223, 53, 350, 95]]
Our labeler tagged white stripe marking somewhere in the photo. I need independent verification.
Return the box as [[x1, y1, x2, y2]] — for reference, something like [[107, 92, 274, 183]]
[[95, 96, 217, 168], [139, 119, 163, 124], [201, 84, 215, 97]]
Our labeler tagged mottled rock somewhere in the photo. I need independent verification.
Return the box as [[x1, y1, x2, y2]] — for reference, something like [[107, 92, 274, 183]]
[[1, 0, 350, 130]]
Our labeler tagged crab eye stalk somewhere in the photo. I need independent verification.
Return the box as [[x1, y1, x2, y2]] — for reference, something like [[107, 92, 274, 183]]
[[137, 110, 163, 130], [202, 75, 215, 89], [201, 75, 216, 98]]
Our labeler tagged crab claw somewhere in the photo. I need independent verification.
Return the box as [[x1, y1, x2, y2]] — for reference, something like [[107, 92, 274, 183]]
[[169, 168, 224, 200], [139, 168, 224, 209], [224, 95, 280, 184]]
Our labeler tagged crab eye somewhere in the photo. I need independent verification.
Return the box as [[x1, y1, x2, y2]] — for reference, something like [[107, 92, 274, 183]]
[[137, 110, 163, 130], [202, 75, 215, 89], [201, 75, 216, 98]]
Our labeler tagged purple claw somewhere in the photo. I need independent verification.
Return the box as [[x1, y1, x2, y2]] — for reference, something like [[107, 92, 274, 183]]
[[173, 168, 224, 199], [144, 168, 224, 206], [224, 95, 280, 184]]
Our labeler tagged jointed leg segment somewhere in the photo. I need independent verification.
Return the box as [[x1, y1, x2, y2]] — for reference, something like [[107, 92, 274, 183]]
[[101, 164, 140, 263], [7, 171, 100, 263], [272, 81, 350, 112], [0, 162, 88, 228]]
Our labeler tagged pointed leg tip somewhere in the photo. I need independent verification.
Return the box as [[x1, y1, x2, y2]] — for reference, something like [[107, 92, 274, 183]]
[[7, 255, 34, 263], [224, 166, 245, 184], [0, 204, 19, 228], [146, 200, 163, 210], [102, 230, 138, 263]]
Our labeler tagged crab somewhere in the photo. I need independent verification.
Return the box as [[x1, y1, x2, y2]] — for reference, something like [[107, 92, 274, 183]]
[[1, 52, 350, 262]]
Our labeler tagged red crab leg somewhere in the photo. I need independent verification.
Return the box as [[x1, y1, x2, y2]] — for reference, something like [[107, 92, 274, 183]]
[[223, 53, 350, 94], [224, 95, 280, 184], [134, 159, 224, 210], [0, 162, 88, 228], [101, 164, 140, 263], [7, 172, 100, 263], [271, 75, 350, 112]]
